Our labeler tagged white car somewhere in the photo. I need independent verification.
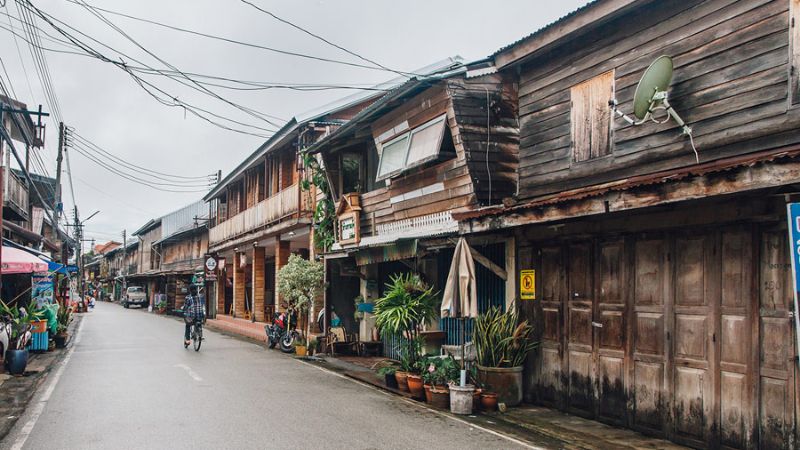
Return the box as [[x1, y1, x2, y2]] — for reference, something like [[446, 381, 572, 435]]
[[123, 286, 147, 308]]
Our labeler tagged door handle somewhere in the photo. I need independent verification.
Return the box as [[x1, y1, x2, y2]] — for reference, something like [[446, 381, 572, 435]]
[[591, 321, 603, 328]]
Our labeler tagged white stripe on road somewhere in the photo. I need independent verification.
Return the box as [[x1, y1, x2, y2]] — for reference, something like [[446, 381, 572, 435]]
[[11, 317, 85, 450], [297, 359, 543, 450], [174, 364, 203, 382]]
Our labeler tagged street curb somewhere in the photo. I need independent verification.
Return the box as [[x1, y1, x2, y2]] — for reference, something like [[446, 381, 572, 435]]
[[0, 314, 84, 444]]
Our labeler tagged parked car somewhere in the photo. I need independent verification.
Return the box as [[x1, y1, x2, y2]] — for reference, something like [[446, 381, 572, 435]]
[[122, 286, 147, 309]]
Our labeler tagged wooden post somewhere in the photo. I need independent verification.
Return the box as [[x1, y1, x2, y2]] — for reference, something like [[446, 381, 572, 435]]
[[252, 246, 265, 322], [274, 238, 291, 310], [233, 251, 246, 318]]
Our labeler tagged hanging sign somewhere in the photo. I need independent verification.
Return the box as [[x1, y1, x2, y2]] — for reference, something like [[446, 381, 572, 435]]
[[204, 255, 218, 282], [31, 273, 55, 308], [520, 269, 536, 300], [786, 203, 800, 369]]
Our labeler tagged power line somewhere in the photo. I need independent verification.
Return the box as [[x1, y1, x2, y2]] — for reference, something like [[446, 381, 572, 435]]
[[240, 0, 412, 78]]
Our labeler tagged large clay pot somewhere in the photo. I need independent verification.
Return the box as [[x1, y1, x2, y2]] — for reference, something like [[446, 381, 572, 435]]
[[476, 365, 523, 406], [428, 386, 450, 409], [5, 349, 28, 375], [407, 374, 424, 399], [395, 371, 410, 392]]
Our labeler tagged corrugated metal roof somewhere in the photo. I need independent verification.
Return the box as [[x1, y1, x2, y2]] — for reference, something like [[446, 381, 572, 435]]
[[491, 0, 601, 57]]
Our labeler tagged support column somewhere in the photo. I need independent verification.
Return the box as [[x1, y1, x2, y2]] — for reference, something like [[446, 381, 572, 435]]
[[274, 238, 290, 310], [233, 252, 245, 317], [252, 246, 266, 322], [216, 277, 225, 316]]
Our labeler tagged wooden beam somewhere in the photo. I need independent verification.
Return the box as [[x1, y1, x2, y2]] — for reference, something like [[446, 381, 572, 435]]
[[469, 246, 507, 281]]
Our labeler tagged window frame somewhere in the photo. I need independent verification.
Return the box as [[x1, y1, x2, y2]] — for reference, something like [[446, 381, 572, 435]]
[[375, 114, 448, 181]]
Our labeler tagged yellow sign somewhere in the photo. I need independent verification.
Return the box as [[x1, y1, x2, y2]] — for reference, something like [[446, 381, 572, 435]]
[[520, 270, 536, 300]]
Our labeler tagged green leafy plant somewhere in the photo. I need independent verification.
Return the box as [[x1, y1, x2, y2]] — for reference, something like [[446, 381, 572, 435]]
[[0, 300, 34, 350], [377, 366, 397, 377], [474, 306, 538, 368], [301, 151, 335, 252], [277, 254, 324, 348], [374, 274, 438, 373], [56, 305, 73, 336], [422, 356, 459, 388]]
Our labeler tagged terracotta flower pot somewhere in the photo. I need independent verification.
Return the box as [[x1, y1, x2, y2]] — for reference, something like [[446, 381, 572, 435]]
[[424, 384, 433, 403], [480, 392, 498, 412], [477, 364, 523, 406], [395, 371, 410, 392], [407, 374, 424, 399], [428, 386, 450, 409]]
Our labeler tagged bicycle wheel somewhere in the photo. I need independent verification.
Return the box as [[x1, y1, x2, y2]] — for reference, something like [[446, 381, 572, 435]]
[[193, 323, 202, 352]]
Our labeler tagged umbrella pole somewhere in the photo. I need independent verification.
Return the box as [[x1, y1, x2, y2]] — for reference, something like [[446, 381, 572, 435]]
[[460, 316, 466, 387]]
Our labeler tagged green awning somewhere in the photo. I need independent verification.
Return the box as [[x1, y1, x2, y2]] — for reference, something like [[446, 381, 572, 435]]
[[354, 240, 418, 266]]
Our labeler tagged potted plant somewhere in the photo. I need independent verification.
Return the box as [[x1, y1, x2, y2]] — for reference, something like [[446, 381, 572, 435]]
[[307, 336, 317, 356], [0, 301, 34, 375], [422, 356, 458, 409], [277, 254, 324, 356], [294, 337, 308, 357], [155, 300, 167, 314], [374, 273, 438, 400], [377, 366, 398, 389], [54, 305, 73, 348], [474, 306, 538, 407]]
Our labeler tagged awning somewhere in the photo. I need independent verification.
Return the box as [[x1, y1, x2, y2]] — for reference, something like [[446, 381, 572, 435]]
[[47, 262, 77, 275], [1, 246, 49, 274], [354, 239, 417, 266]]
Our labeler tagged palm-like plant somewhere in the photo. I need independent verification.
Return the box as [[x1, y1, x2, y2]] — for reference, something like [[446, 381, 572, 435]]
[[474, 306, 537, 368], [374, 273, 439, 371]]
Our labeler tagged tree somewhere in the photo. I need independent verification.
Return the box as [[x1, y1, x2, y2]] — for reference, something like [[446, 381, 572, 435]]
[[277, 254, 324, 346]]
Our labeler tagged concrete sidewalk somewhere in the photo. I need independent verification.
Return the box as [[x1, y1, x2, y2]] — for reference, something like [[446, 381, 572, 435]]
[[317, 355, 687, 450]]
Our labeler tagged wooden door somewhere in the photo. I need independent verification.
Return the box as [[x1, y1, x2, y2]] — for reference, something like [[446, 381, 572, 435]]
[[758, 229, 795, 449], [719, 228, 755, 449], [566, 242, 594, 416], [631, 237, 669, 435], [537, 245, 564, 407], [595, 239, 627, 424], [671, 234, 716, 446]]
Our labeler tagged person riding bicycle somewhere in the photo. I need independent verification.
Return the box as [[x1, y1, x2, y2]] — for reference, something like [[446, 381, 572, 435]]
[[182, 285, 205, 346]]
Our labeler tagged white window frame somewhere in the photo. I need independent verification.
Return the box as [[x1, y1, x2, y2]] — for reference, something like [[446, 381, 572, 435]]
[[376, 114, 448, 181]]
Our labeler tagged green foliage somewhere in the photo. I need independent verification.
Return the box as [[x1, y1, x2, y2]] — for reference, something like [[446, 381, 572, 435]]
[[374, 273, 438, 340], [422, 356, 459, 387], [353, 295, 365, 321], [397, 336, 425, 373], [56, 305, 73, 335], [0, 300, 35, 350], [301, 151, 335, 252], [474, 306, 538, 368], [276, 254, 324, 313], [377, 366, 397, 377], [155, 300, 167, 310]]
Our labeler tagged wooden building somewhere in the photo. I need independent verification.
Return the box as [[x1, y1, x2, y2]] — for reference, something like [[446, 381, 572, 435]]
[[308, 59, 519, 351], [455, 0, 800, 448]]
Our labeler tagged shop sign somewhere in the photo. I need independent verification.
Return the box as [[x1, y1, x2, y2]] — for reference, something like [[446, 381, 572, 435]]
[[340, 216, 356, 241], [520, 269, 535, 300], [204, 255, 218, 281], [32, 273, 55, 307], [785, 203, 800, 368]]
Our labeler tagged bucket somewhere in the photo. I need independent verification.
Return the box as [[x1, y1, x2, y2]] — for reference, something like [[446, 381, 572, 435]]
[[449, 384, 475, 415]]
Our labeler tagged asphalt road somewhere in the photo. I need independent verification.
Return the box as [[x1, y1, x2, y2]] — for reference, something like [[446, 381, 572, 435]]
[[0, 302, 529, 450]]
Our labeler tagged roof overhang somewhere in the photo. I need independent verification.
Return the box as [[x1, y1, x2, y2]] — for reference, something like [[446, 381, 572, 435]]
[[492, 0, 642, 70]]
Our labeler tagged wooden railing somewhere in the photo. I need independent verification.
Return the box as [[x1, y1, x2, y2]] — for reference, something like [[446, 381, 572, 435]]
[[3, 168, 28, 218], [209, 183, 310, 245]]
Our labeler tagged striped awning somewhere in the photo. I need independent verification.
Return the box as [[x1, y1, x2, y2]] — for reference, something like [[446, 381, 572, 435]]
[[354, 239, 417, 266]]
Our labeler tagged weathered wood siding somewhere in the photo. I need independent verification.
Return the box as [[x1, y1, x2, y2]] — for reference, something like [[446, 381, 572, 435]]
[[517, 0, 795, 200], [518, 195, 796, 449]]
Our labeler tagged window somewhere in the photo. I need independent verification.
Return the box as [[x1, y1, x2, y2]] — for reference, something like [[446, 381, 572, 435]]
[[571, 71, 613, 162], [340, 152, 363, 194], [376, 115, 448, 181]]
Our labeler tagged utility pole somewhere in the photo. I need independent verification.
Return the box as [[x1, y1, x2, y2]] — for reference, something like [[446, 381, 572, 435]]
[[73, 206, 83, 308], [55, 122, 64, 221], [122, 229, 127, 292]]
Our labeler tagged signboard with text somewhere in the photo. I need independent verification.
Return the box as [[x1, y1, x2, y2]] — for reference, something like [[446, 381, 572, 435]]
[[520, 269, 536, 300], [204, 255, 218, 282], [785, 203, 800, 369]]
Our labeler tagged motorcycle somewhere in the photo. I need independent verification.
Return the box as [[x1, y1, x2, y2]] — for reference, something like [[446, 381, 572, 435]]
[[265, 307, 299, 353]]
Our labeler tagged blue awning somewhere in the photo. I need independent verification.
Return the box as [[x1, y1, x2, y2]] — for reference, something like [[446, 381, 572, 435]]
[[47, 262, 77, 274]]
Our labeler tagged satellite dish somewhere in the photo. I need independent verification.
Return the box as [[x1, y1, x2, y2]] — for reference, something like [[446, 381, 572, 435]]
[[610, 55, 698, 162], [633, 56, 673, 120]]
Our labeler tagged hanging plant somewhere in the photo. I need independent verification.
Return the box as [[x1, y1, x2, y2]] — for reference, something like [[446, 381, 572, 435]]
[[301, 151, 335, 252]]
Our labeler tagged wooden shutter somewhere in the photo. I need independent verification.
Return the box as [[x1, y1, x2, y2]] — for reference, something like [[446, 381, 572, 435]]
[[571, 71, 614, 162]]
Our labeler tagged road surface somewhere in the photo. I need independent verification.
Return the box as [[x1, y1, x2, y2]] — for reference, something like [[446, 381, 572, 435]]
[[1, 302, 530, 450]]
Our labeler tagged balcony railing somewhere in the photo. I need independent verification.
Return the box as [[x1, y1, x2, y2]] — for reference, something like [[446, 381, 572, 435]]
[[209, 182, 311, 245], [3, 168, 28, 220]]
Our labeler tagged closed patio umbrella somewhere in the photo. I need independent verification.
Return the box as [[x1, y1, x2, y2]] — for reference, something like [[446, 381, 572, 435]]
[[441, 237, 478, 386]]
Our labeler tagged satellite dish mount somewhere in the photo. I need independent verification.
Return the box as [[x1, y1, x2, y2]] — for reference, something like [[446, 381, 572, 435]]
[[609, 55, 698, 163]]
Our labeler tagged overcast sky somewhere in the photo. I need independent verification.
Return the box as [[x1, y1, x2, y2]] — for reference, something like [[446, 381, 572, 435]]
[[0, 0, 587, 246]]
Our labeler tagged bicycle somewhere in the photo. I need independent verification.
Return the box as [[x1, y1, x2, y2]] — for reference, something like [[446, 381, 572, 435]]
[[184, 319, 203, 351]]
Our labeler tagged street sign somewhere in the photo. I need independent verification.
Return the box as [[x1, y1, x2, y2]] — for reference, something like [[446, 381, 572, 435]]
[[520, 269, 535, 300], [785, 203, 800, 369]]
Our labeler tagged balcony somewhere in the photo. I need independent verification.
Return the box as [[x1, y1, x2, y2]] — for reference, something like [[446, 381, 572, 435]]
[[3, 168, 28, 221], [209, 183, 311, 246]]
